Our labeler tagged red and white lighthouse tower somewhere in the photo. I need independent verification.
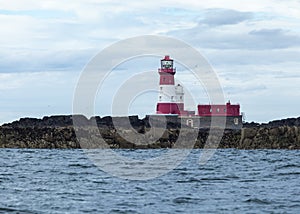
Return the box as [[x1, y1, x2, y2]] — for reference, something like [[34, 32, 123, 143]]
[[156, 55, 184, 114], [154, 55, 243, 128]]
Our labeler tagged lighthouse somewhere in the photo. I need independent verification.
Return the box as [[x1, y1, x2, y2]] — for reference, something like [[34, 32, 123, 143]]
[[154, 55, 242, 128], [156, 55, 184, 114]]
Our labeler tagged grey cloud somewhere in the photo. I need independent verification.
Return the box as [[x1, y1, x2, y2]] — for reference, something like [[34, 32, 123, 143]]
[[206, 49, 300, 66], [247, 28, 300, 49], [249, 28, 283, 36], [0, 49, 95, 73], [169, 26, 300, 50], [199, 9, 253, 26], [223, 84, 267, 95], [167, 8, 300, 50]]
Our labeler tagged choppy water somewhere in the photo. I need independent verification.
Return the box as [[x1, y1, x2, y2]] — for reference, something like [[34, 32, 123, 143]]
[[0, 149, 299, 213]]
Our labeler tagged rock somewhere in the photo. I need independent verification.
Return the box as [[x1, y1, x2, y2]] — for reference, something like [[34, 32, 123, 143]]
[[241, 128, 257, 139], [0, 115, 300, 149]]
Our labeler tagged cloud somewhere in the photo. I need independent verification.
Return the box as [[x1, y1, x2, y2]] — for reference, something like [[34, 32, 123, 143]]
[[0, 9, 75, 19], [0, 0, 300, 124], [202, 49, 300, 66], [0, 71, 78, 123], [169, 25, 300, 50], [199, 9, 253, 26], [0, 49, 96, 72], [248, 28, 300, 49], [166, 7, 300, 50]]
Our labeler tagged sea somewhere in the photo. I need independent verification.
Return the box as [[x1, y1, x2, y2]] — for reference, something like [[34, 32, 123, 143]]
[[0, 149, 299, 213]]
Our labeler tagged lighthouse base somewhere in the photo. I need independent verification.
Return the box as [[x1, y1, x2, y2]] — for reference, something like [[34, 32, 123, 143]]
[[148, 114, 243, 130], [156, 103, 183, 115]]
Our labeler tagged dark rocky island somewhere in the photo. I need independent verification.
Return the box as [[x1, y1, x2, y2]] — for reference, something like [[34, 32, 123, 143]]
[[0, 115, 300, 149]]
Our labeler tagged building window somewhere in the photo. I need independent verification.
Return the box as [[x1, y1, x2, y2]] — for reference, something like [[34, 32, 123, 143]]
[[234, 118, 239, 125], [160, 87, 163, 91], [159, 96, 162, 100], [217, 108, 220, 112], [224, 108, 226, 112], [171, 96, 174, 101], [210, 108, 212, 112], [187, 119, 193, 127]]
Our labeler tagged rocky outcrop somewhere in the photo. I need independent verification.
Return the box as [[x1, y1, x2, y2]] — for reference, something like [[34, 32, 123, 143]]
[[0, 127, 79, 149], [0, 115, 300, 149], [239, 126, 300, 149], [243, 117, 300, 128]]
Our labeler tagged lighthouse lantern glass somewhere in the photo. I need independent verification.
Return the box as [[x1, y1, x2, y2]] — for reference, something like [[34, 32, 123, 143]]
[[161, 60, 173, 69]]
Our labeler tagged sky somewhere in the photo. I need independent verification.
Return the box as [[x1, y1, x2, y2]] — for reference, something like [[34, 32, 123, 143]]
[[0, 0, 300, 124]]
